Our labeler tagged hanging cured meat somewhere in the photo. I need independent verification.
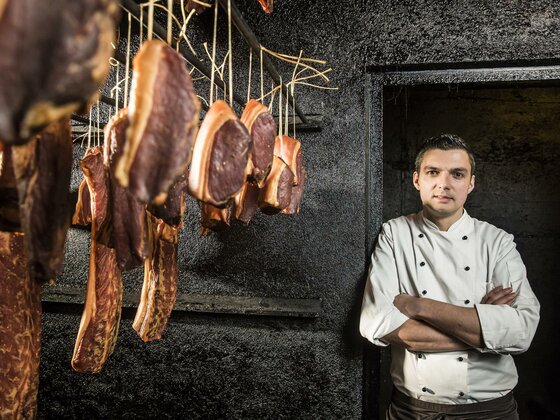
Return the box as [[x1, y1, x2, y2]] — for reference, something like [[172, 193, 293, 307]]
[[283, 167, 306, 215], [133, 211, 179, 342], [114, 40, 200, 205], [259, 155, 294, 215], [232, 180, 260, 224], [200, 202, 231, 235], [273, 135, 303, 186], [10, 119, 73, 283], [72, 179, 92, 227], [240, 100, 276, 186], [0, 231, 42, 419], [104, 109, 147, 271], [188, 100, 252, 207], [0, 145, 21, 232], [149, 171, 188, 229], [0, 0, 119, 145], [72, 147, 122, 373]]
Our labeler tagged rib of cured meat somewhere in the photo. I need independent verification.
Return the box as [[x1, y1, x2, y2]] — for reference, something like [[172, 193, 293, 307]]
[[114, 40, 200, 205], [149, 171, 187, 229], [0, 0, 119, 145], [240, 100, 276, 186], [133, 211, 178, 342], [232, 181, 260, 224], [200, 202, 231, 235], [72, 147, 122, 373], [273, 135, 303, 186], [104, 109, 147, 271], [0, 231, 42, 419], [0, 145, 21, 232], [259, 155, 294, 215], [11, 119, 73, 283], [72, 178, 92, 227], [188, 100, 252, 207]]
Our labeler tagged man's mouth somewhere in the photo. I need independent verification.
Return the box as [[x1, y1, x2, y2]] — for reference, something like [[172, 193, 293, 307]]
[[434, 195, 452, 200]]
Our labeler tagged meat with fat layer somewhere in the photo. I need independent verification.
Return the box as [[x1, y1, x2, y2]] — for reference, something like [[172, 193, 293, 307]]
[[149, 171, 188, 229], [0, 231, 42, 419], [104, 109, 147, 270], [11, 119, 73, 283], [114, 40, 200, 205], [273, 135, 303, 185], [188, 100, 252, 207], [232, 180, 260, 224], [240, 99, 276, 186], [72, 147, 122, 373], [133, 211, 178, 342], [72, 178, 92, 227], [0, 0, 119, 145], [260, 147, 294, 214], [200, 202, 231, 235]]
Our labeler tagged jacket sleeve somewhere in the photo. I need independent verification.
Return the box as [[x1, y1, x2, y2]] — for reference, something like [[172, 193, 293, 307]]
[[474, 233, 540, 355], [359, 223, 409, 347]]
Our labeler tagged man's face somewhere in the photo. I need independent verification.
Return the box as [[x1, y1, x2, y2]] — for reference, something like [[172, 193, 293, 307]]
[[413, 148, 475, 221]]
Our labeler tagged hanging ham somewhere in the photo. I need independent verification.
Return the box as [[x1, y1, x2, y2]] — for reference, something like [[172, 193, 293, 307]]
[[114, 40, 200, 205], [188, 100, 252, 207], [133, 211, 179, 342], [0, 231, 42, 419], [104, 109, 147, 271], [0, 0, 119, 145], [11, 119, 73, 283], [72, 147, 122, 373], [240, 99, 276, 186]]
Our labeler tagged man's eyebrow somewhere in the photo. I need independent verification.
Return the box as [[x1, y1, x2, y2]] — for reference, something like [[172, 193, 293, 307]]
[[451, 167, 468, 172]]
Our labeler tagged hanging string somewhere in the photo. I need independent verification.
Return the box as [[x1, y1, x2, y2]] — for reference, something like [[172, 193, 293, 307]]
[[227, 0, 233, 107], [167, 0, 173, 44], [87, 107, 92, 150], [139, 4, 144, 47], [113, 58, 119, 117], [147, 0, 154, 40], [260, 46, 264, 103], [209, 0, 219, 106], [124, 13, 131, 108], [96, 100, 100, 148], [247, 48, 253, 103], [289, 50, 304, 137], [278, 76, 283, 138]]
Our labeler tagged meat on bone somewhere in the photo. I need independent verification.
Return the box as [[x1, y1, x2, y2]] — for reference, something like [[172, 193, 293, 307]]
[[114, 40, 200, 205], [0, 0, 119, 145], [240, 99, 276, 186], [188, 100, 252, 207]]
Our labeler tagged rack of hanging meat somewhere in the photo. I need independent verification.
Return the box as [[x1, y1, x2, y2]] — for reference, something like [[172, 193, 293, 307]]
[[0, 0, 335, 415]]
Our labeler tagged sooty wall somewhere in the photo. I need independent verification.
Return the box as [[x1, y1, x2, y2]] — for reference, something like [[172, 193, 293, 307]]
[[38, 1, 560, 419]]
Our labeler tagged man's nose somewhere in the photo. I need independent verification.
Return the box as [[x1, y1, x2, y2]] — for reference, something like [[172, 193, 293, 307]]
[[436, 173, 451, 189]]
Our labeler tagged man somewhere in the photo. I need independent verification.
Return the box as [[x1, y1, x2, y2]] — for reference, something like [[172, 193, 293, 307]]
[[359, 134, 540, 419]]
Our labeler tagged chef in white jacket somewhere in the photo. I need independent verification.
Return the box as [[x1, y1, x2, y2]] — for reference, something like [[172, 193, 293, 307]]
[[360, 134, 540, 419]]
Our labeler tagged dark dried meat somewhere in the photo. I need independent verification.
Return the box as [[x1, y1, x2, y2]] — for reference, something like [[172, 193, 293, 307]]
[[260, 154, 294, 215], [200, 202, 231, 235], [0, 0, 119, 145], [232, 181, 260, 224], [11, 119, 73, 283], [114, 40, 200, 205], [188, 100, 252, 207], [0, 231, 42, 419], [72, 178, 92, 227], [0, 145, 21, 231]]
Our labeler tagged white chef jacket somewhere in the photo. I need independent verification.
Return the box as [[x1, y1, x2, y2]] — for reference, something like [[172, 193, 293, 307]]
[[359, 210, 540, 404]]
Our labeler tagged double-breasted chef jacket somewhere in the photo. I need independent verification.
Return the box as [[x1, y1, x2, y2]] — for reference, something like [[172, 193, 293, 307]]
[[360, 210, 540, 404]]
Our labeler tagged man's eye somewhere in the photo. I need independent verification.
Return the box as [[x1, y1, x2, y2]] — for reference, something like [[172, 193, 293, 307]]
[[427, 170, 437, 175], [453, 172, 464, 178]]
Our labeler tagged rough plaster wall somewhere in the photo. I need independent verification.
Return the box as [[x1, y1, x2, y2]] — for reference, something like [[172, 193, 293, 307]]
[[38, 1, 560, 419]]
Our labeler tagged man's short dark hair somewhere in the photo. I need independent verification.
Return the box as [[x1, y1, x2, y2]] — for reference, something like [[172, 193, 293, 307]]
[[415, 134, 475, 175]]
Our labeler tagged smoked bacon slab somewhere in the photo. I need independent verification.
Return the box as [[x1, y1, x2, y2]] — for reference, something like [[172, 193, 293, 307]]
[[260, 154, 294, 214], [133, 211, 179, 342], [188, 100, 252, 207], [114, 40, 200, 205], [11, 120, 73, 283], [232, 181, 260, 224], [273, 135, 306, 215], [240, 100, 276, 186], [0, 0, 119, 145], [104, 109, 147, 271], [72, 147, 122, 373], [0, 231, 42, 419]]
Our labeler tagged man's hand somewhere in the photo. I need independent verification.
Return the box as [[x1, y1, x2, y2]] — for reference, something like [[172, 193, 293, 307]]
[[481, 286, 516, 305], [393, 293, 421, 319]]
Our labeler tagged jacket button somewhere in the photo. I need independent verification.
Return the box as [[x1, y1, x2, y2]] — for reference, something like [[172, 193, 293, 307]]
[[464, 299, 470, 304], [458, 357, 464, 361], [462, 236, 468, 240], [418, 233, 424, 238], [422, 387, 427, 392], [459, 392, 465, 397], [464, 266, 470, 271], [420, 262, 426, 267], [422, 290, 427, 295]]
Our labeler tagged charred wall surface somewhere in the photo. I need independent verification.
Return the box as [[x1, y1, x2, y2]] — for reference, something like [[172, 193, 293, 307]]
[[38, 1, 560, 419]]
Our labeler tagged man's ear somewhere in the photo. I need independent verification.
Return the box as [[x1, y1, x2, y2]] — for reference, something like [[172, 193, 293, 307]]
[[468, 175, 475, 194], [413, 171, 420, 191]]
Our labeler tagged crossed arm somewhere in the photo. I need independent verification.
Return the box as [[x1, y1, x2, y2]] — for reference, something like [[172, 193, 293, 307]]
[[382, 286, 516, 352]]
